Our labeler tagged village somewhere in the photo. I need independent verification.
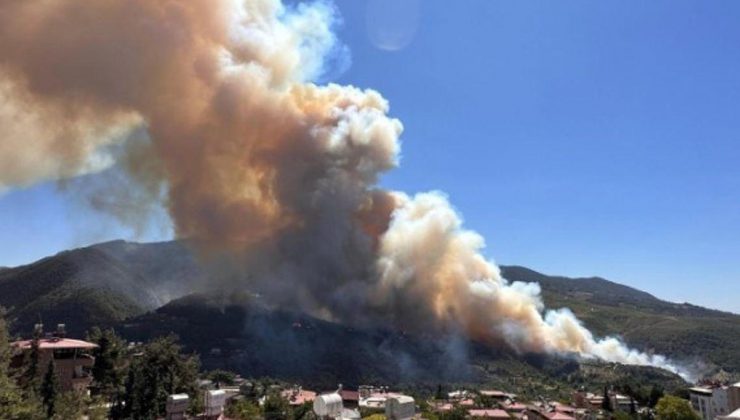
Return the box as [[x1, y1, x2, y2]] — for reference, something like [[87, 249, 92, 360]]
[[7, 323, 740, 420]]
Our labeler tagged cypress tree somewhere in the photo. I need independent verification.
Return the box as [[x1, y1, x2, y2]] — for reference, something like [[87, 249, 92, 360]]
[[0, 308, 43, 418], [22, 325, 42, 393], [40, 359, 60, 418], [602, 386, 613, 412]]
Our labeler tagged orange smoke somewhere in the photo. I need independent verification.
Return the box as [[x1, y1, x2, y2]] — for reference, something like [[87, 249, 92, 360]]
[[0, 0, 687, 378]]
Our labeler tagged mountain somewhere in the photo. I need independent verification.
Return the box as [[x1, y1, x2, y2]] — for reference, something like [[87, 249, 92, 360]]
[[0, 246, 146, 336], [1, 240, 738, 383], [0, 240, 203, 336], [501, 266, 740, 374], [117, 291, 688, 397]]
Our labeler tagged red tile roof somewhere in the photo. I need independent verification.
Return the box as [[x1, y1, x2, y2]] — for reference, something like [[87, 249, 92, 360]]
[[548, 412, 576, 420], [506, 403, 529, 411], [469, 408, 511, 419], [12, 338, 97, 350], [553, 403, 576, 413], [281, 389, 316, 406], [340, 390, 359, 401]]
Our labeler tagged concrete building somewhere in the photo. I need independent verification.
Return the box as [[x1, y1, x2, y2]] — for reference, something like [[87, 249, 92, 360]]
[[690, 386, 731, 420], [728, 383, 740, 413], [11, 324, 97, 393], [609, 393, 634, 413]]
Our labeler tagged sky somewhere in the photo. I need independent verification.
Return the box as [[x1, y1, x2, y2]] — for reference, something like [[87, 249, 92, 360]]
[[1, 0, 740, 313]]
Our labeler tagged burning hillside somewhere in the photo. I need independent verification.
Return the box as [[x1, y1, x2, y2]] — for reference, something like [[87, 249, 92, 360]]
[[0, 0, 687, 377]]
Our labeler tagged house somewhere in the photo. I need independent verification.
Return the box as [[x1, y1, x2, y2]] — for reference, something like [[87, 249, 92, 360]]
[[11, 324, 97, 393], [340, 389, 360, 408], [281, 387, 317, 406], [505, 402, 529, 413], [728, 383, 740, 413], [548, 412, 576, 420], [469, 408, 512, 419], [690, 386, 730, 420], [608, 393, 634, 413], [481, 390, 516, 401]]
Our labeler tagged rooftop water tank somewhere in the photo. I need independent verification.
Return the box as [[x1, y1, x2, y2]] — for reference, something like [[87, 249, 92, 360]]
[[205, 389, 226, 416], [314, 393, 343, 418], [385, 395, 415, 420], [166, 394, 189, 420]]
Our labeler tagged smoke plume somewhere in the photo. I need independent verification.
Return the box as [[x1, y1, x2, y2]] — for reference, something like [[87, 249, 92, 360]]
[[0, 0, 686, 377]]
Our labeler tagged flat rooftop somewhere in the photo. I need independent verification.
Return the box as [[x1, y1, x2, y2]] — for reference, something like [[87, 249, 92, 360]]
[[12, 338, 98, 350]]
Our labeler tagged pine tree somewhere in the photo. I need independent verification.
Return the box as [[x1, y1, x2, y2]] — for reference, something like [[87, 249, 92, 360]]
[[123, 335, 200, 419], [0, 307, 43, 419], [602, 386, 613, 412], [88, 327, 126, 398], [22, 325, 42, 393], [53, 391, 86, 420], [435, 384, 445, 400], [41, 359, 60, 418]]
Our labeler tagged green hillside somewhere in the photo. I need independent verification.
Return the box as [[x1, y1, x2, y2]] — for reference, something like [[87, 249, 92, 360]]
[[1, 241, 738, 385], [501, 265, 740, 375], [0, 247, 148, 335], [117, 291, 688, 398]]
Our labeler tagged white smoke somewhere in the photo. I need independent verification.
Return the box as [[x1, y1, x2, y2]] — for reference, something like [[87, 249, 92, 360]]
[[0, 0, 688, 379]]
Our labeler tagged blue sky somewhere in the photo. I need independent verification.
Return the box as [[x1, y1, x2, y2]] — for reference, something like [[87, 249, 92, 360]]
[[2, 0, 740, 313]]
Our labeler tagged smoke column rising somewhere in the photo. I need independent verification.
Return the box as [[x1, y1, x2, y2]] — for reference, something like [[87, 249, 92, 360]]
[[0, 0, 687, 377]]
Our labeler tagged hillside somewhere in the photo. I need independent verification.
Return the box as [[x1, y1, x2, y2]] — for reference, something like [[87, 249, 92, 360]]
[[501, 266, 740, 375], [118, 292, 688, 398], [1, 240, 739, 381], [0, 247, 148, 336]]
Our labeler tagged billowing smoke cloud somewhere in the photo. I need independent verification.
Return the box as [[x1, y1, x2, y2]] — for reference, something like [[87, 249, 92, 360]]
[[0, 0, 686, 377]]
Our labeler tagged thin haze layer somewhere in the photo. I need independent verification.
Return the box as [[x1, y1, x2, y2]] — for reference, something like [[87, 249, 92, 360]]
[[0, 0, 686, 377]]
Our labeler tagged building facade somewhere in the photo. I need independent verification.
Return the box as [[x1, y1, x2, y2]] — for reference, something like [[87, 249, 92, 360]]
[[11, 324, 97, 393], [690, 386, 731, 420]]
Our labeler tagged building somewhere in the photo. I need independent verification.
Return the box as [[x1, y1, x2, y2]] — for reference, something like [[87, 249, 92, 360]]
[[480, 390, 516, 402], [718, 407, 740, 420], [729, 383, 740, 413], [11, 324, 97, 392], [340, 389, 360, 408], [690, 386, 730, 420], [468, 408, 511, 419], [609, 393, 634, 413], [281, 386, 317, 406]]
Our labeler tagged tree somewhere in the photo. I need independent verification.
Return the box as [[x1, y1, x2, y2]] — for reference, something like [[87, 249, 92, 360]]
[[602, 386, 613, 412], [655, 395, 700, 420], [121, 335, 200, 419], [0, 307, 43, 419], [291, 400, 314, 420], [435, 384, 445, 400], [207, 369, 237, 387], [263, 391, 291, 420], [53, 391, 86, 420], [630, 397, 637, 415], [613, 411, 632, 420], [22, 324, 42, 393], [226, 398, 262, 420], [650, 387, 665, 408], [439, 405, 468, 420], [88, 395, 111, 420], [88, 327, 127, 398], [40, 359, 60, 418]]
